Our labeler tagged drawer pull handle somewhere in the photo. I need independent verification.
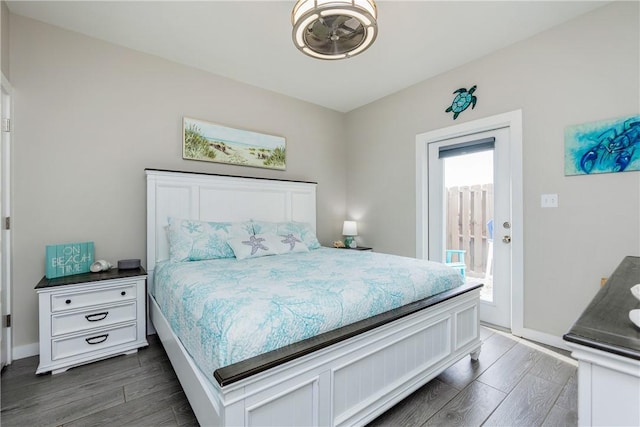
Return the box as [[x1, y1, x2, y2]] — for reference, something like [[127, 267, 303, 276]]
[[65, 299, 71, 304], [120, 291, 126, 296], [85, 312, 108, 322], [85, 334, 109, 345]]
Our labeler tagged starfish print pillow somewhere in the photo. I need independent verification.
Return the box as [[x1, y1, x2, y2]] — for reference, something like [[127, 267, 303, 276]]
[[273, 233, 309, 254], [251, 221, 320, 250], [167, 217, 253, 262], [227, 234, 280, 260]]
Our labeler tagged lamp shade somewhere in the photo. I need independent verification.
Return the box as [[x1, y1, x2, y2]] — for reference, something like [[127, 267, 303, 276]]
[[342, 220, 358, 236]]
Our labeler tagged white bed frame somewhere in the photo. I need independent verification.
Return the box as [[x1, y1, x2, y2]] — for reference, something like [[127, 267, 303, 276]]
[[146, 169, 482, 427]]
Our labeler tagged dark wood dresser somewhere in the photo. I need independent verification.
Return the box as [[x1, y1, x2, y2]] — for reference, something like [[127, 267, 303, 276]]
[[563, 256, 640, 426]]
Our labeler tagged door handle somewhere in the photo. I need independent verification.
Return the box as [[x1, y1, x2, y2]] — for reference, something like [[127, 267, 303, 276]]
[[502, 235, 512, 243]]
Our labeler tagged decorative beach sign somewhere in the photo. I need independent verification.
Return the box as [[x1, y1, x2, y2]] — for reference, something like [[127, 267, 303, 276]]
[[565, 114, 640, 176], [183, 117, 286, 170], [445, 85, 477, 120], [45, 241, 94, 279]]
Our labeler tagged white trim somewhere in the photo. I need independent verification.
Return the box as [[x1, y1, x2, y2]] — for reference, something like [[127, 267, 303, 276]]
[[509, 112, 524, 337], [416, 110, 524, 335], [1, 72, 12, 366], [415, 141, 428, 259], [497, 327, 577, 366], [13, 342, 39, 360], [518, 327, 571, 350], [566, 342, 637, 375]]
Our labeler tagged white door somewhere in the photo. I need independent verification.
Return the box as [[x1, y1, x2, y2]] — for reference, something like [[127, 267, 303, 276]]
[[427, 127, 512, 329], [1, 76, 12, 369]]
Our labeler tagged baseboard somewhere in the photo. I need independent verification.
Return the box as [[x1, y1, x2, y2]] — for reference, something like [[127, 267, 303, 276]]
[[489, 327, 577, 366], [12, 342, 39, 360], [516, 327, 570, 351]]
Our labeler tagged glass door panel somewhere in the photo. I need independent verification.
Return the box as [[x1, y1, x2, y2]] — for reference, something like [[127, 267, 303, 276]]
[[443, 150, 494, 302]]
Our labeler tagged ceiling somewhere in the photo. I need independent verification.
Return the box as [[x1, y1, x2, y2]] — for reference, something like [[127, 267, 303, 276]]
[[7, 1, 608, 112]]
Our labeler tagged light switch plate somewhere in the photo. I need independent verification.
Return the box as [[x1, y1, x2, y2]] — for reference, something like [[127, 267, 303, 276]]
[[541, 194, 558, 208]]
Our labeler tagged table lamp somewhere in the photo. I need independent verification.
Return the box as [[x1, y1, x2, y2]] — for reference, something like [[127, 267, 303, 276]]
[[342, 221, 358, 248]]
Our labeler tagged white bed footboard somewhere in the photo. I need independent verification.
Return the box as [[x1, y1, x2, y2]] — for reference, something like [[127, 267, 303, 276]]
[[150, 287, 481, 427]]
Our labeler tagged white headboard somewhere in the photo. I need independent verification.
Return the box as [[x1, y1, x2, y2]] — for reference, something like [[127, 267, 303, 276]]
[[146, 169, 317, 280]]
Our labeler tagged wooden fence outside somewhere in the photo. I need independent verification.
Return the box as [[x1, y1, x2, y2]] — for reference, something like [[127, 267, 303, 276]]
[[446, 183, 493, 277]]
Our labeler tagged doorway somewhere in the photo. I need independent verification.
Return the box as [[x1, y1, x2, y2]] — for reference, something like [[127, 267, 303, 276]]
[[416, 111, 523, 333]]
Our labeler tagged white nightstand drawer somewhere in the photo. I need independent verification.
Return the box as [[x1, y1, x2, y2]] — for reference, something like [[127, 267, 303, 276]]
[[51, 283, 136, 312], [51, 301, 137, 337], [51, 323, 137, 361], [36, 269, 148, 374]]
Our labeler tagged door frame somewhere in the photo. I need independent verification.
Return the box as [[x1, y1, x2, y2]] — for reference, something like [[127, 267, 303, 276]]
[[416, 110, 523, 336], [1, 72, 12, 367]]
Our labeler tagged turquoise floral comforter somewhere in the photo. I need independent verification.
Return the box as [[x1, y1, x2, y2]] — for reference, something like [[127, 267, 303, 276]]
[[152, 248, 464, 376]]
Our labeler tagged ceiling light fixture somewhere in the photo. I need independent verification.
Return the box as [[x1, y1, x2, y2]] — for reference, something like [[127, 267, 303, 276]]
[[291, 0, 378, 60]]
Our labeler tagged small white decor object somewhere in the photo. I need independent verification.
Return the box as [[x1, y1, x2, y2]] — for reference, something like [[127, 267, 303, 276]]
[[629, 309, 640, 328], [90, 260, 112, 273], [629, 285, 640, 328]]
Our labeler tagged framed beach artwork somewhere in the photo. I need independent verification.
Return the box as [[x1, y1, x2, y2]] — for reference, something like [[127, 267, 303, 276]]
[[183, 117, 286, 170], [565, 114, 639, 176]]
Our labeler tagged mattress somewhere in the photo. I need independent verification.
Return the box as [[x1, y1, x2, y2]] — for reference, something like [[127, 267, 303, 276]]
[[151, 247, 464, 379]]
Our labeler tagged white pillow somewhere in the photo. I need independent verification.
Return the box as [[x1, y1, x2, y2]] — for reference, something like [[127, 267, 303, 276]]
[[272, 233, 309, 254], [251, 221, 320, 249], [227, 234, 279, 260]]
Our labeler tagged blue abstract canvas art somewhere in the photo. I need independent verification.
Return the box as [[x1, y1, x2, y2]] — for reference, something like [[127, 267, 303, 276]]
[[565, 115, 640, 176]]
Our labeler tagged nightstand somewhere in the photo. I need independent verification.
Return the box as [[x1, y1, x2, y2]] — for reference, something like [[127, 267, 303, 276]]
[[341, 246, 373, 252], [35, 268, 148, 374]]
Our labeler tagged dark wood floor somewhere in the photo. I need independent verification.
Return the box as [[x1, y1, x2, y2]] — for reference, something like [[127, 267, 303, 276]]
[[1, 334, 197, 427], [368, 327, 577, 427], [1, 327, 577, 426]]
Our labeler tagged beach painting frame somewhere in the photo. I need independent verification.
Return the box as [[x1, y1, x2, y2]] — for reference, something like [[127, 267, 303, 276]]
[[183, 117, 286, 170], [565, 114, 640, 176]]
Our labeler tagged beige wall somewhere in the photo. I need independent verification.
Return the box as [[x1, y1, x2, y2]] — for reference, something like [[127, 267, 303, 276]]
[[1, 1, 8, 77], [9, 15, 346, 349], [8, 2, 640, 352], [345, 2, 640, 338]]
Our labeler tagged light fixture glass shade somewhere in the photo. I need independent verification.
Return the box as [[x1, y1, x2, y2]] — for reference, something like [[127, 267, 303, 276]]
[[342, 220, 358, 236], [291, 0, 378, 60]]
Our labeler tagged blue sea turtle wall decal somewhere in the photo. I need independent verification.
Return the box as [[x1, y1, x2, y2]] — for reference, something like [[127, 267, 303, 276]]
[[445, 85, 477, 120]]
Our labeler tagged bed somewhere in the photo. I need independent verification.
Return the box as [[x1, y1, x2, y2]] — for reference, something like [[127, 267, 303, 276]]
[[146, 169, 482, 427]]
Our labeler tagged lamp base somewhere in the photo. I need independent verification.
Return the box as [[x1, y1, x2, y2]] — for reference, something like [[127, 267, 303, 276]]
[[344, 236, 357, 249]]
